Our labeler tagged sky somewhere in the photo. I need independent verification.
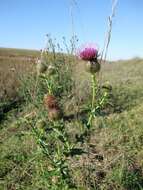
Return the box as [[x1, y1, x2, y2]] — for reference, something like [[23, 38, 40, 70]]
[[0, 0, 143, 60]]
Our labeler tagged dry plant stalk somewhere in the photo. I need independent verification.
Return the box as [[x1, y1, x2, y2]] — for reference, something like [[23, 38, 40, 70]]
[[100, 0, 119, 63], [99, 0, 119, 87]]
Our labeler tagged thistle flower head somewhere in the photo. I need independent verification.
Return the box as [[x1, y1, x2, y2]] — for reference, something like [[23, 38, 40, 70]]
[[77, 43, 98, 61]]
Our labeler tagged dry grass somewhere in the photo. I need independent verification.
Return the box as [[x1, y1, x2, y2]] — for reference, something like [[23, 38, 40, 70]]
[[0, 48, 39, 102]]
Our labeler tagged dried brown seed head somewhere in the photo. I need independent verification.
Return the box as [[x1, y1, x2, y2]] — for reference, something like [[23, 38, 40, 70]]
[[44, 94, 58, 109], [48, 108, 62, 121]]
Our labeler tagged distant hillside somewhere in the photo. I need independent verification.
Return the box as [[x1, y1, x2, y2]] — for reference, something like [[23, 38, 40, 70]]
[[0, 47, 40, 58]]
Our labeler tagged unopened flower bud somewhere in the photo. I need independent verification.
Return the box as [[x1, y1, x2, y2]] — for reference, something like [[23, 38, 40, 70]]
[[85, 61, 100, 73], [102, 81, 112, 91], [36, 58, 47, 75], [47, 65, 56, 75]]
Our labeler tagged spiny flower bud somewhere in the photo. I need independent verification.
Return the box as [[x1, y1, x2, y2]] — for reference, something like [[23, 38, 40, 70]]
[[85, 61, 100, 73], [102, 81, 112, 91], [47, 65, 56, 75], [36, 58, 47, 75]]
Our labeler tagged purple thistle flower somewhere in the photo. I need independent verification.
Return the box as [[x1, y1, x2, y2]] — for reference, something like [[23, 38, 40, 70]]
[[77, 43, 98, 61]]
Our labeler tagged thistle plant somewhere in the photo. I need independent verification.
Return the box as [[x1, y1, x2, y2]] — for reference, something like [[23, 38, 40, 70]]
[[19, 35, 111, 188], [77, 44, 99, 128], [15, 0, 119, 187], [26, 36, 77, 188], [77, 43, 108, 129]]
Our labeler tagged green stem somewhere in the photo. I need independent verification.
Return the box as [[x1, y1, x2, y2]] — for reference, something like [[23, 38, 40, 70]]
[[87, 74, 97, 127], [45, 77, 52, 94], [91, 74, 96, 109]]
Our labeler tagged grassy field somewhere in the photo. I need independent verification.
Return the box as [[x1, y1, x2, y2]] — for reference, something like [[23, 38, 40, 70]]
[[0, 48, 40, 103], [0, 48, 143, 190]]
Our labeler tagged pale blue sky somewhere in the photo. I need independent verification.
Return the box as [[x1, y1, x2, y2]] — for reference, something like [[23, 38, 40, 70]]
[[0, 0, 143, 60]]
